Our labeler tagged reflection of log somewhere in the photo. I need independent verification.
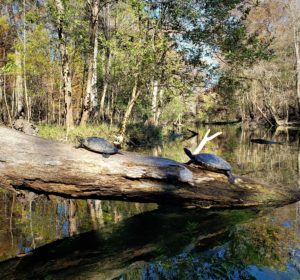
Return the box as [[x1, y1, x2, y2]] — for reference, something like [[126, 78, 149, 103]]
[[0, 126, 298, 208], [199, 119, 241, 125], [187, 128, 198, 136], [0, 207, 255, 279], [250, 138, 283, 145]]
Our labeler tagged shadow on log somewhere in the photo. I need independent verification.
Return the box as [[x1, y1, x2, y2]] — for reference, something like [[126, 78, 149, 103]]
[[0, 126, 299, 208]]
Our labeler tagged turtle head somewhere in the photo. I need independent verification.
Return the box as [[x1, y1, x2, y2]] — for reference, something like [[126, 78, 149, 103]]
[[76, 136, 85, 147], [183, 147, 193, 159]]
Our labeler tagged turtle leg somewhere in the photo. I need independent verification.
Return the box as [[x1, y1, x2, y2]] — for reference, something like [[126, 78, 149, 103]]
[[102, 153, 110, 158], [225, 171, 235, 184]]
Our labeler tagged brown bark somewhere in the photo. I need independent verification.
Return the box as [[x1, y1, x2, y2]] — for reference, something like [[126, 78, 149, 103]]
[[0, 126, 298, 209]]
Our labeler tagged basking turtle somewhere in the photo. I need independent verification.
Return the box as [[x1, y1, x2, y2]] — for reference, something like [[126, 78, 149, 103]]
[[250, 138, 283, 145], [76, 136, 119, 158], [184, 147, 235, 184]]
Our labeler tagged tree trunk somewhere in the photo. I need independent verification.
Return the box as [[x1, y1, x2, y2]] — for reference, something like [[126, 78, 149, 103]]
[[99, 3, 112, 119], [151, 79, 159, 125], [3, 73, 12, 125], [0, 126, 298, 209], [15, 50, 24, 117], [156, 88, 164, 125], [294, 26, 300, 115], [23, 0, 30, 121], [99, 48, 111, 119], [80, 0, 99, 126], [0, 74, 3, 121], [118, 75, 140, 142], [150, 81, 163, 126], [55, 0, 74, 131]]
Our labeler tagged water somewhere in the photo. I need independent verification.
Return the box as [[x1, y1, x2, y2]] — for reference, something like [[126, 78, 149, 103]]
[[1, 125, 300, 279]]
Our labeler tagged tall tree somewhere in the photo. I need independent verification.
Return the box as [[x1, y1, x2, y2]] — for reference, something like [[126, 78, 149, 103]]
[[80, 0, 99, 126], [99, 2, 112, 119], [228, 0, 300, 125], [53, 0, 74, 131], [286, 0, 300, 115]]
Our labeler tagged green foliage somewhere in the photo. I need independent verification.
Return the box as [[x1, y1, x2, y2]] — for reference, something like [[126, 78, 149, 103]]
[[227, 220, 294, 270], [161, 96, 186, 123], [0, 0, 275, 131], [222, 23, 273, 66], [38, 124, 119, 143], [0, 15, 9, 31], [197, 94, 215, 121], [126, 123, 163, 146]]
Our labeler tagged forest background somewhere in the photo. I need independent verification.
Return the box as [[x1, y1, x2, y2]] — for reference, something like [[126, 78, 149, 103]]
[[0, 0, 299, 143]]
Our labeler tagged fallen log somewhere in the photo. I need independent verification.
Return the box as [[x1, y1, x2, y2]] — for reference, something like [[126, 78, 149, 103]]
[[0, 126, 298, 208]]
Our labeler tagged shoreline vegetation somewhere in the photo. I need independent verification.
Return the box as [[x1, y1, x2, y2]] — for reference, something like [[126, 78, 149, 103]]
[[1, 0, 300, 140]]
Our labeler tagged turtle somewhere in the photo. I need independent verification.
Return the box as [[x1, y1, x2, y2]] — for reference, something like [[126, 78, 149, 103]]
[[250, 138, 283, 145], [76, 136, 119, 158], [184, 147, 235, 184]]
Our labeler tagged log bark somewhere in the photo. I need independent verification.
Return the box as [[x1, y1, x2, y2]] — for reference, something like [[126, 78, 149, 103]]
[[0, 126, 298, 208]]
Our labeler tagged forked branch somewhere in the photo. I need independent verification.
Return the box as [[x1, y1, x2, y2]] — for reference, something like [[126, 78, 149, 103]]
[[193, 129, 222, 154]]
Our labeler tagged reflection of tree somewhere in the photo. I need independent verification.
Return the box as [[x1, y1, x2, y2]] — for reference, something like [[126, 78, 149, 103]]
[[68, 200, 77, 236], [2, 197, 300, 279], [137, 251, 253, 280], [0, 207, 256, 279], [0, 188, 156, 262], [227, 220, 295, 270], [88, 200, 104, 229], [120, 212, 300, 279]]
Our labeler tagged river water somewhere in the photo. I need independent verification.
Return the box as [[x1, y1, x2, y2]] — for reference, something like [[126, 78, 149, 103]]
[[1, 125, 300, 279]]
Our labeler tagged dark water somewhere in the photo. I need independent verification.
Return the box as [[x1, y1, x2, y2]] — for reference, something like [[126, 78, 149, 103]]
[[1, 125, 300, 279]]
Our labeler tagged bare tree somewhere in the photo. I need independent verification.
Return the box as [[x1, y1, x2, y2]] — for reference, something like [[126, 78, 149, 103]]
[[80, 0, 100, 126], [54, 0, 74, 131]]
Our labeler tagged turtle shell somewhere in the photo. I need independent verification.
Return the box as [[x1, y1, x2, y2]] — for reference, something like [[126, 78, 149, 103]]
[[192, 153, 232, 172], [81, 137, 118, 155]]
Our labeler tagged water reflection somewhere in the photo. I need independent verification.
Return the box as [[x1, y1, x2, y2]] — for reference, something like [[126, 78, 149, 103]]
[[0, 189, 156, 262], [137, 125, 300, 190], [2, 202, 300, 279], [117, 202, 300, 280], [0, 205, 258, 279]]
